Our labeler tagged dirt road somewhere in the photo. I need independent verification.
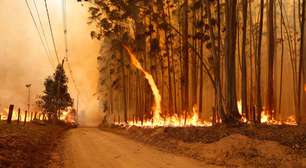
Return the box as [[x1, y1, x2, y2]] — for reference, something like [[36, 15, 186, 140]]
[[63, 128, 216, 168]]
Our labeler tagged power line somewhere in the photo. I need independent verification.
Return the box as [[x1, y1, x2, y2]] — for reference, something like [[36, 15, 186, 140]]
[[62, 0, 79, 95], [24, 0, 55, 69], [62, 0, 68, 59], [32, 0, 56, 67], [43, 0, 60, 64]]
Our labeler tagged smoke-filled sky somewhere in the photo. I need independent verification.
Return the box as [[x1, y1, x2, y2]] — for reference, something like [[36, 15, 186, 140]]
[[0, 0, 102, 125]]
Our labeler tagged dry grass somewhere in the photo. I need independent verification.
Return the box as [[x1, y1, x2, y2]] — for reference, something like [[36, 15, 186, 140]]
[[0, 121, 67, 168]]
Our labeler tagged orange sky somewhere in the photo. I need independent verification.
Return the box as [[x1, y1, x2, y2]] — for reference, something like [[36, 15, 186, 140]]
[[0, 0, 102, 125]]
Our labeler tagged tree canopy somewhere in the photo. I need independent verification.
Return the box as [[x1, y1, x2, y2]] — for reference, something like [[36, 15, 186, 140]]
[[37, 64, 73, 120]]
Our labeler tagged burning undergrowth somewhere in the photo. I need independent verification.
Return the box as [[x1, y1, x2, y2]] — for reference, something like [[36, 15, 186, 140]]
[[115, 46, 297, 128]]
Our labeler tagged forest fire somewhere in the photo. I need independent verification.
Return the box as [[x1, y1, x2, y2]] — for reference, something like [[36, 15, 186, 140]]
[[260, 111, 296, 126], [126, 106, 212, 127], [123, 46, 211, 127], [123, 46, 161, 123], [121, 46, 297, 127], [237, 100, 296, 126]]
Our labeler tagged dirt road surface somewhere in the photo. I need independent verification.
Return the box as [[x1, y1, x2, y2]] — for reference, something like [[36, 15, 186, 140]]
[[63, 128, 217, 168]]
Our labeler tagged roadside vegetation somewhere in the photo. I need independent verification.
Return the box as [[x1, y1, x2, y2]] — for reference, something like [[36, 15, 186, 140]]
[[0, 121, 67, 168]]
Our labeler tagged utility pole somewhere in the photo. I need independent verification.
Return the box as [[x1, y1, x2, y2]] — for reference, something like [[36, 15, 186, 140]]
[[76, 93, 79, 123], [25, 84, 31, 117]]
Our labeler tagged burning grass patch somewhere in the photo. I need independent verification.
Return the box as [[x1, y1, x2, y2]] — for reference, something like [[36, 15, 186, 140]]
[[0, 122, 67, 168]]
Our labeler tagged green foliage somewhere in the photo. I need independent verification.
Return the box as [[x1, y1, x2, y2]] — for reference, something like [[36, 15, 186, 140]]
[[36, 64, 73, 120]]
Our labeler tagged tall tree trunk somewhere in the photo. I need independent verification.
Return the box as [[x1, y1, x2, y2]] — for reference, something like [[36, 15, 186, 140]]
[[256, 0, 264, 123], [167, 1, 178, 115], [121, 49, 128, 124], [163, 1, 173, 115], [241, 0, 248, 118], [178, 5, 183, 116], [183, 0, 190, 124], [299, 0, 306, 124], [191, 0, 197, 109], [266, 0, 275, 119], [225, 0, 240, 123], [206, 0, 226, 123], [198, 3, 204, 117], [278, 0, 284, 118]]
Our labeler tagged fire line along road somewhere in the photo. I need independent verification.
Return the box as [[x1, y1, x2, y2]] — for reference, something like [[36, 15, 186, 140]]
[[63, 128, 217, 168]]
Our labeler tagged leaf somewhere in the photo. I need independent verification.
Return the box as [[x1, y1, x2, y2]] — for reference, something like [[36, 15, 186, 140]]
[[100, 18, 112, 30]]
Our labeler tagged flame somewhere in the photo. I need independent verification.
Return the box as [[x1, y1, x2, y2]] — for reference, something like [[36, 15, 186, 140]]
[[0, 107, 77, 123], [120, 47, 296, 127], [1, 108, 34, 122], [123, 46, 161, 124], [123, 46, 211, 127], [119, 105, 212, 127], [260, 110, 269, 123], [237, 99, 296, 125], [60, 108, 77, 124], [260, 109, 296, 125], [237, 100, 247, 122], [237, 100, 242, 115]]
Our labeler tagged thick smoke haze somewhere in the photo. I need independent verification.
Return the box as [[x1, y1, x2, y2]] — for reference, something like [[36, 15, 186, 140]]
[[0, 0, 102, 126]]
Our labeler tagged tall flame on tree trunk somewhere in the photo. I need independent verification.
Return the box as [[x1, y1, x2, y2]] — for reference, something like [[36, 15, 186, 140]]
[[123, 46, 161, 124]]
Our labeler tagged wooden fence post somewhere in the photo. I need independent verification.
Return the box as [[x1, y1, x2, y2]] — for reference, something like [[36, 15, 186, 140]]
[[17, 108, 21, 124], [24, 110, 28, 126], [7, 105, 14, 124]]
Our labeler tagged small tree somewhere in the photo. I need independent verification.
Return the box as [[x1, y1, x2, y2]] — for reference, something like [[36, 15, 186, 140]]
[[37, 64, 73, 121]]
